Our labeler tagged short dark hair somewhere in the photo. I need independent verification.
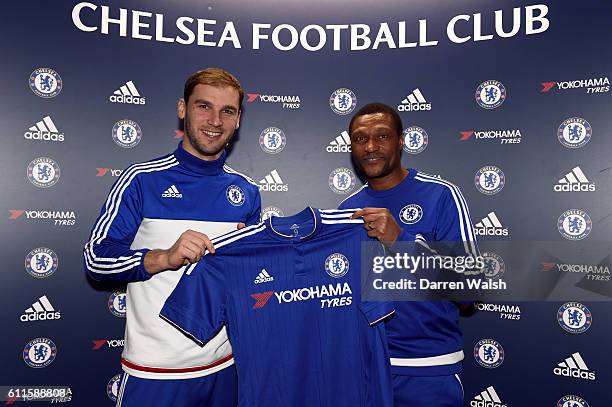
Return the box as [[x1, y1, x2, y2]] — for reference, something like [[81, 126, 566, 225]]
[[183, 67, 244, 107], [348, 102, 403, 138]]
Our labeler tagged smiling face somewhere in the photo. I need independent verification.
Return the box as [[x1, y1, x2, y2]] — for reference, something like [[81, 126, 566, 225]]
[[349, 112, 403, 180], [178, 84, 241, 161]]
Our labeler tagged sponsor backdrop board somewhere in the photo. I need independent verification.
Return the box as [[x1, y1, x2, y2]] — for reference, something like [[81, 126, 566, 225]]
[[1, 0, 611, 405]]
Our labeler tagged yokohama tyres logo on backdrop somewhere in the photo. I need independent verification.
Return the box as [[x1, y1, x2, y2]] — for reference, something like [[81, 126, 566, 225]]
[[541, 77, 609, 94], [246, 92, 301, 109], [92, 338, 124, 350], [8, 209, 76, 226], [96, 168, 123, 177], [459, 129, 521, 144]]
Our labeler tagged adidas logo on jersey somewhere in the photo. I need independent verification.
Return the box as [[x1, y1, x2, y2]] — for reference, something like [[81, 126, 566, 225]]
[[109, 81, 146, 105], [475, 212, 508, 236], [20, 295, 61, 322], [161, 185, 182, 198], [326, 131, 352, 153], [254, 269, 274, 284], [24, 116, 64, 142], [553, 352, 596, 381], [397, 88, 432, 112], [554, 166, 596, 192], [470, 386, 506, 407], [259, 170, 288, 192]]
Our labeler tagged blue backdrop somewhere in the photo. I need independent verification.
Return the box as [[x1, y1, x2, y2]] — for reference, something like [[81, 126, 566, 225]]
[[2, 1, 611, 405]]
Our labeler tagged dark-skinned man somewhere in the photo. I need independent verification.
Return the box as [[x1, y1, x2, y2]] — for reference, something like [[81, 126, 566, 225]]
[[339, 103, 479, 407]]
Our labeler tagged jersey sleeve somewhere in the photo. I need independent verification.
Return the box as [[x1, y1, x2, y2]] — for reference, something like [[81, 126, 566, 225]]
[[360, 302, 395, 326], [83, 170, 152, 283], [245, 185, 262, 226], [160, 258, 227, 346], [360, 239, 395, 325]]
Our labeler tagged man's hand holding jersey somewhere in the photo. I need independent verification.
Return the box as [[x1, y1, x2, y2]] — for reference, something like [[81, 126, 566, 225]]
[[352, 208, 402, 246], [143, 230, 215, 274], [143, 223, 247, 274]]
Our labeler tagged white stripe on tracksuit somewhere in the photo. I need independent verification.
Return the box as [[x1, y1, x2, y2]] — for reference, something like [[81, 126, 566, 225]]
[[413, 173, 479, 258], [84, 156, 179, 275], [454, 373, 464, 397], [338, 184, 368, 207], [223, 165, 259, 187], [115, 372, 128, 407]]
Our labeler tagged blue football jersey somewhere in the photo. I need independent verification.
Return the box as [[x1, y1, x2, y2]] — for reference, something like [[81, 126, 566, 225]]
[[161, 208, 394, 407], [339, 169, 480, 376]]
